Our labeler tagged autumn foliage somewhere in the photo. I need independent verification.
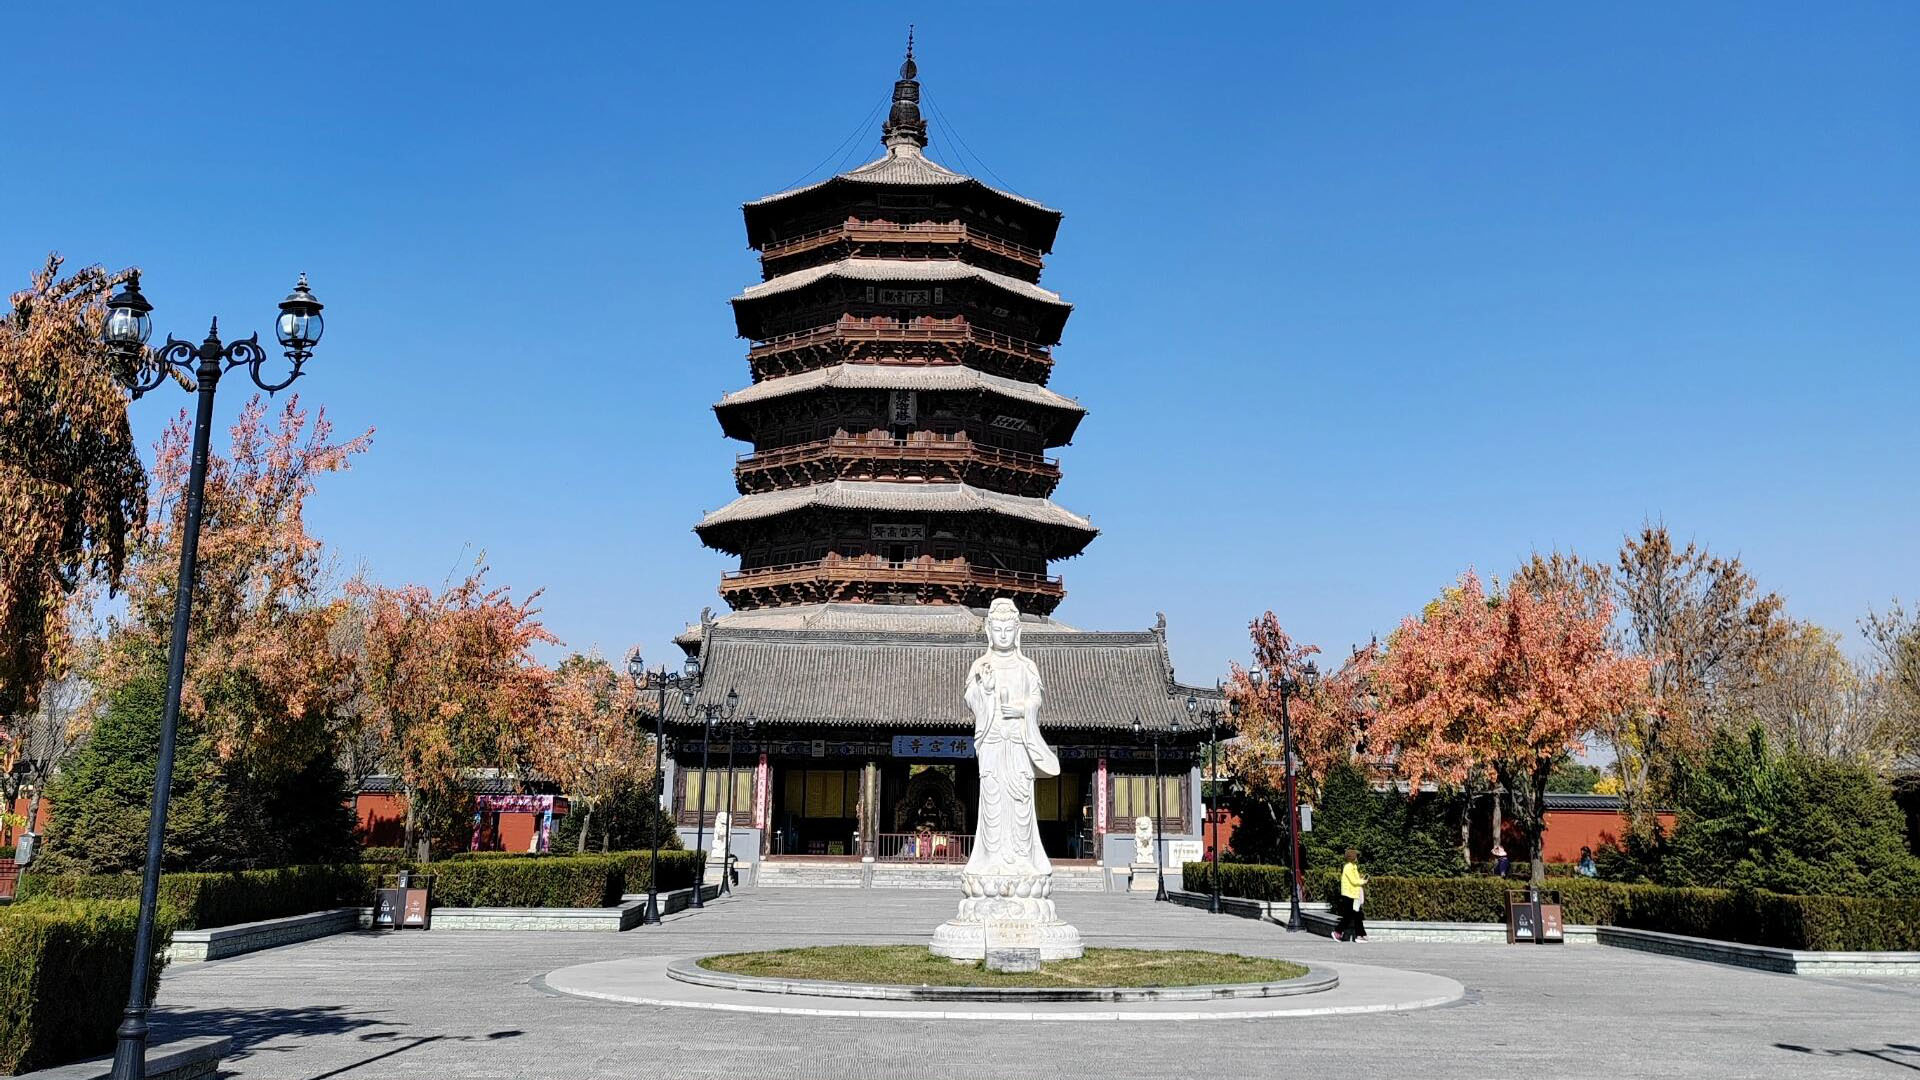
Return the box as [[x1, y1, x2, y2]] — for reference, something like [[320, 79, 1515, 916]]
[[1223, 613, 1377, 804], [356, 564, 557, 859], [0, 256, 145, 719], [528, 654, 648, 852], [1372, 570, 1649, 885], [115, 395, 371, 774]]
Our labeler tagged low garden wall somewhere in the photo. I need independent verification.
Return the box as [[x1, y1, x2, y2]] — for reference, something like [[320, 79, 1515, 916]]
[[1182, 861, 1920, 952]]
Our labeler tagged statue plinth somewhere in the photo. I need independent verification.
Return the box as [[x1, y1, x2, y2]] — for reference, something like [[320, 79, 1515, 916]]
[[930, 872, 1084, 961], [928, 599, 1083, 962]]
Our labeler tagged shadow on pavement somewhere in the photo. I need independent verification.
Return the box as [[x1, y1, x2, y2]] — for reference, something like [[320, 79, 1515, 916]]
[[154, 1002, 526, 1078], [1776, 1043, 1920, 1073]]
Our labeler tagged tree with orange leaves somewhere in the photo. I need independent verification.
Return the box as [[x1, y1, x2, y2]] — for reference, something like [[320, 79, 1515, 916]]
[[528, 653, 646, 853], [0, 256, 146, 721], [1373, 570, 1649, 887], [357, 563, 556, 860], [116, 395, 371, 777], [1222, 613, 1375, 806]]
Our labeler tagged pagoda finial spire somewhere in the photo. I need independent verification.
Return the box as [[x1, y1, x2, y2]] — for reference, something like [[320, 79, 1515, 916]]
[[882, 26, 928, 151]]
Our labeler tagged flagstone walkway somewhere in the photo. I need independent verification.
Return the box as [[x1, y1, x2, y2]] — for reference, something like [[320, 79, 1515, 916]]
[[151, 887, 1920, 1079]]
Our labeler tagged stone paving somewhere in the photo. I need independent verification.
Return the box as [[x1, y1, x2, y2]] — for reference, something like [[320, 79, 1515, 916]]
[[150, 887, 1920, 1080]]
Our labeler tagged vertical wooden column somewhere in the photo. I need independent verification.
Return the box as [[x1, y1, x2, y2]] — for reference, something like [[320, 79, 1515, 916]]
[[860, 759, 881, 860]]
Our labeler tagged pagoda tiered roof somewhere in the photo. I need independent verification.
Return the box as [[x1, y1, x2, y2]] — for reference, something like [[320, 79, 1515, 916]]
[[742, 142, 1062, 252], [698, 40, 1096, 615], [694, 480, 1096, 548], [712, 363, 1084, 443]]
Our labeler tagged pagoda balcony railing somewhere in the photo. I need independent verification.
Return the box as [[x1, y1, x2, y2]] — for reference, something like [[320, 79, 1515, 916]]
[[748, 314, 1054, 366], [720, 555, 1064, 598], [761, 220, 1044, 268], [735, 434, 1059, 489]]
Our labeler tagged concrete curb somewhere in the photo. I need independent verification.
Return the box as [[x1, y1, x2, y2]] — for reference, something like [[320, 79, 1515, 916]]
[[541, 955, 1465, 1021], [167, 908, 360, 963], [17, 1036, 231, 1080], [663, 957, 1338, 1002], [351, 884, 721, 932]]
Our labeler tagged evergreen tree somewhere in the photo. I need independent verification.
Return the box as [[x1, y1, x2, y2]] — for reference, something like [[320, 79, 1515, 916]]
[[1297, 761, 1465, 877], [40, 651, 239, 873], [551, 778, 683, 854], [1664, 727, 1920, 897]]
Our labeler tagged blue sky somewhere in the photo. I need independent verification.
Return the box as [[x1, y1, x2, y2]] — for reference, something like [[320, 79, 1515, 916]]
[[6, 2, 1915, 679]]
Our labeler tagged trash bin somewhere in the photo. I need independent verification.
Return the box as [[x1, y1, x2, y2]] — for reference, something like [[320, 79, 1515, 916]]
[[1507, 888, 1564, 944], [374, 871, 433, 930]]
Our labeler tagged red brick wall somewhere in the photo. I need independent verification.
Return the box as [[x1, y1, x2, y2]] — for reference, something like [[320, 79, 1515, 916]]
[[353, 792, 406, 846], [1538, 808, 1676, 862]]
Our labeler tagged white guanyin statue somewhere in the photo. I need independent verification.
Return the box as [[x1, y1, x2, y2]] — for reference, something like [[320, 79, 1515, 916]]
[[930, 598, 1084, 961]]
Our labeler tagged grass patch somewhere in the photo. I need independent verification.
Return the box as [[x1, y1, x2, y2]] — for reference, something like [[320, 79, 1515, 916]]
[[699, 945, 1308, 988]]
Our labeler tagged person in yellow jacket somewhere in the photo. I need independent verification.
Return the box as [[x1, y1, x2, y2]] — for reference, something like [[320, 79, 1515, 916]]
[[1336, 847, 1368, 942]]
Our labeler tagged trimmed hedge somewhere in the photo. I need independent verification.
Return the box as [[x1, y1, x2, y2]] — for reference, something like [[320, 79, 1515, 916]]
[[1184, 861, 1920, 952], [0, 900, 173, 1074], [15, 864, 375, 931], [392, 851, 706, 909], [14, 852, 709, 932], [1182, 861, 1293, 901]]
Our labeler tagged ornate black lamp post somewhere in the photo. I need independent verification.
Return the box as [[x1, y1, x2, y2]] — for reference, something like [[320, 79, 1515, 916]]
[[1131, 714, 1181, 902], [101, 272, 324, 1080], [714, 712, 755, 897], [686, 687, 738, 907], [626, 649, 697, 925], [1253, 659, 1319, 932], [1189, 691, 1224, 914]]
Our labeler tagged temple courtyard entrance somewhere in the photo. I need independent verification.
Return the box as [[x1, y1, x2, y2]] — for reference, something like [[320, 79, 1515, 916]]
[[148, 888, 1918, 1079]]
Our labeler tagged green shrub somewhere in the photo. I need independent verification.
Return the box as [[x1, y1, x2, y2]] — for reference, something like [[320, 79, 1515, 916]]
[[420, 856, 620, 908], [359, 846, 405, 865], [0, 900, 173, 1074], [1189, 861, 1920, 951], [407, 851, 706, 907], [1469, 861, 1581, 879], [1181, 861, 1292, 901], [16, 864, 373, 930], [611, 851, 704, 893]]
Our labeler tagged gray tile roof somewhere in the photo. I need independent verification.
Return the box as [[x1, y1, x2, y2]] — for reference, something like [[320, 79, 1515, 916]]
[[677, 625, 1203, 733], [694, 481, 1096, 538], [744, 144, 1059, 217], [1542, 792, 1624, 811], [715, 363, 1083, 414], [733, 258, 1068, 309]]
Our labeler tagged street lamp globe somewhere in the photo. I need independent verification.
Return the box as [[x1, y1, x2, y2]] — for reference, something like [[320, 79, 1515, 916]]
[[1131, 716, 1143, 740], [626, 650, 647, 686], [1185, 693, 1198, 719], [105, 272, 153, 355], [274, 273, 324, 354]]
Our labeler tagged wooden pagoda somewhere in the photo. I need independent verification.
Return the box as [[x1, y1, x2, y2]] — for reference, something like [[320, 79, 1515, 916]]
[[695, 40, 1094, 617]]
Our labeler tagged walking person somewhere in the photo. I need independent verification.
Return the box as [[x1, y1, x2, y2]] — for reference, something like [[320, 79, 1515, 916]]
[[1492, 842, 1510, 878], [1576, 845, 1599, 878], [1336, 847, 1368, 942]]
